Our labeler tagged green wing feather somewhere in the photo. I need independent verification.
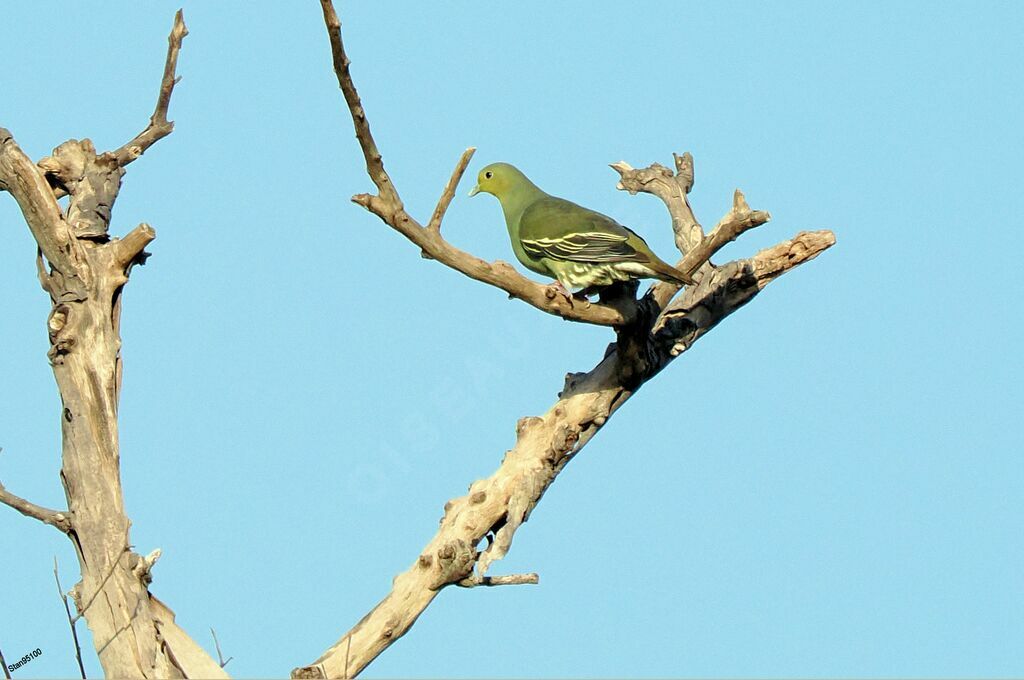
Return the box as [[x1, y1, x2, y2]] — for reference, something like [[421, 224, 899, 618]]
[[518, 196, 653, 264]]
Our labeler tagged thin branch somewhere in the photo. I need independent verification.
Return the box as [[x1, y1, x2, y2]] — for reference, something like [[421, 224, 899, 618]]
[[678, 189, 770, 277], [54, 558, 88, 679], [0, 479, 71, 533], [0, 643, 11, 680], [320, 0, 634, 327], [93, 601, 142, 659], [41, 10, 188, 202], [361, 205, 637, 326], [344, 634, 351, 680], [457, 572, 540, 587], [110, 10, 188, 167], [210, 628, 232, 669], [428, 147, 476, 231], [319, 0, 398, 204]]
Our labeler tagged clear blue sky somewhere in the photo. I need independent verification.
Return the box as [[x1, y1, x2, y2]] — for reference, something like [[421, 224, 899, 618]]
[[2, 2, 1022, 678]]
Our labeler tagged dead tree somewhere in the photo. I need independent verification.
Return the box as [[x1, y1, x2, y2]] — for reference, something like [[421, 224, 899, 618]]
[[0, 12, 226, 679], [1, 5, 834, 678], [293, 2, 836, 677]]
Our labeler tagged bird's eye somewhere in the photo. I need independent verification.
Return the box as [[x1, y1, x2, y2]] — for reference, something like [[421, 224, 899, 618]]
[[485, 171, 493, 179]]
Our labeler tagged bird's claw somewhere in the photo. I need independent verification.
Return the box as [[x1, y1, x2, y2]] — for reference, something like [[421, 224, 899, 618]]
[[544, 281, 574, 304]]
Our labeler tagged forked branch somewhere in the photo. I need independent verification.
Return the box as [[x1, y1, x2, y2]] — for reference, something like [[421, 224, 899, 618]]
[[304, 2, 835, 678], [319, 0, 646, 328]]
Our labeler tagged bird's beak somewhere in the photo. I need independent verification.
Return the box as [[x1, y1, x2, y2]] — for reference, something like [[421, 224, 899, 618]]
[[468, 184, 481, 197]]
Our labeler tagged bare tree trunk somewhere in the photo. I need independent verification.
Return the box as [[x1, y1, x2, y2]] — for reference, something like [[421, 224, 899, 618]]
[[295, 2, 835, 677], [0, 12, 227, 679]]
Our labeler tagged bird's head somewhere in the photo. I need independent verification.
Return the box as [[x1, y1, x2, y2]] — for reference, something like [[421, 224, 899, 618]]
[[468, 162, 530, 199]]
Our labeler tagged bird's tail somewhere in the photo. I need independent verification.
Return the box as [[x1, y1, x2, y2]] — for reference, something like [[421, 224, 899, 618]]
[[649, 259, 696, 286]]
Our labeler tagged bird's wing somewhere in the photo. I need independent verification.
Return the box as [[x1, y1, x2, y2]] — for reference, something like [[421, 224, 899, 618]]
[[519, 197, 650, 264]]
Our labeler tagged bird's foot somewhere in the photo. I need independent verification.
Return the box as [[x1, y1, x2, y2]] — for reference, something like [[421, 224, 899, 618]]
[[544, 281, 574, 304]]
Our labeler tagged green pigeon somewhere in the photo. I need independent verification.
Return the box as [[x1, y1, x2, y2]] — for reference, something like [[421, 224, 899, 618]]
[[468, 162, 694, 293]]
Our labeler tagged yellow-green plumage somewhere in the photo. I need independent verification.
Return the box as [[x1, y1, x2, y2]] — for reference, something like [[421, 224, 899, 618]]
[[469, 162, 693, 290]]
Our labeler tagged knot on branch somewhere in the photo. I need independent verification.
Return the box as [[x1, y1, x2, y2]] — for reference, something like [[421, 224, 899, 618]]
[[130, 548, 162, 585], [429, 538, 476, 589], [560, 371, 587, 397], [292, 663, 327, 679], [673, 151, 695, 193], [516, 416, 543, 440], [476, 477, 538, 578], [69, 582, 83, 613], [46, 304, 76, 363]]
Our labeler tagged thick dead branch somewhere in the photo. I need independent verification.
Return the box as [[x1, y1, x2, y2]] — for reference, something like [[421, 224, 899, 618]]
[[295, 225, 832, 679], [310, 2, 835, 676], [0, 129, 84, 280]]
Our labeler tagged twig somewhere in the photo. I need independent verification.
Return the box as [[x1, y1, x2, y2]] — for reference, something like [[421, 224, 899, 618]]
[[0, 479, 71, 533], [41, 10, 189, 203], [93, 602, 141, 659], [343, 634, 351, 680], [428, 147, 476, 231], [457, 572, 540, 587], [54, 558, 88, 679], [319, 0, 397, 204], [110, 10, 189, 167], [0, 643, 11, 680], [678, 189, 771, 279], [210, 628, 232, 669]]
